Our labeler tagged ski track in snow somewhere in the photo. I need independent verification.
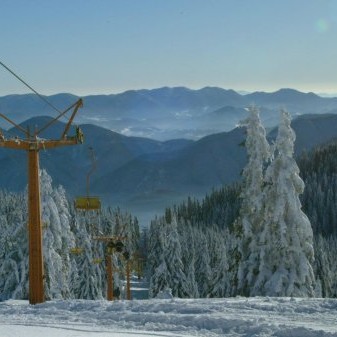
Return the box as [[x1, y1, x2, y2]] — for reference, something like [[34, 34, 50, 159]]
[[1, 297, 337, 336]]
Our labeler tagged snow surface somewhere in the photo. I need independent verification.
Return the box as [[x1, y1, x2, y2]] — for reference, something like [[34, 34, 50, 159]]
[[1, 296, 337, 337]]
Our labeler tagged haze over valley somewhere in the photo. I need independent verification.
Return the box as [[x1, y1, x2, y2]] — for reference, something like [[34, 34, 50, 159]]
[[2, 87, 337, 141], [2, 87, 337, 224]]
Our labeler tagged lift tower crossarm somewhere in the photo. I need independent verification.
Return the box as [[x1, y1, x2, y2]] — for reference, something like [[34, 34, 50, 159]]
[[0, 137, 80, 150]]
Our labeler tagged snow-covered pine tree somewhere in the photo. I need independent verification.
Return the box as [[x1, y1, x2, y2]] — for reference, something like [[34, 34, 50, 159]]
[[298, 141, 337, 237], [0, 191, 28, 300], [148, 211, 190, 298], [40, 169, 76, 299], [236, 105, 271, 296], [313, 235, 335, 297], [194, 227, 212, 297], [163, 211, 190, 297], [148, 217, 169, 298], [208, 227, 230, 298], [179, 220, 199, 298], [317, 235, 337, 297], [256, 109, 315, 297], [146, 216, 162, 281], [71, 209, 104, 300], [112, 207, 140, 259]]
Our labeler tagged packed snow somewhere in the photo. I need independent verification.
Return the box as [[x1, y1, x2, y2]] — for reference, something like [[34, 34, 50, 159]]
[[1, 296, 337, 337]]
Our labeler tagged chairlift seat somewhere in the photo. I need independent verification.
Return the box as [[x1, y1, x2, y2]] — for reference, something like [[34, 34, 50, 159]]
[[74, 196, 101, 210]]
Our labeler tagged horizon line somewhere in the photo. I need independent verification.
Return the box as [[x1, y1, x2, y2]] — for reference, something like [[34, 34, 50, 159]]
[[1, 86, 337, 98]]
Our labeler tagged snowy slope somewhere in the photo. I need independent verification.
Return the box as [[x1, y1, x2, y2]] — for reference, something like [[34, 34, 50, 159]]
[[1, 297, 337, 337]]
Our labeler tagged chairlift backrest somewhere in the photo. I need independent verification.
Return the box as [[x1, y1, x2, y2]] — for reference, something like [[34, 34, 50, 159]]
[[74, 196, 101, 210]]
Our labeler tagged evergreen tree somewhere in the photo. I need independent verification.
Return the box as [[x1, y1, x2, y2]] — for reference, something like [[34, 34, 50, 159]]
[[148, 217, 169, 298], [71, 210, 104, 299], [313, 235, 337, 297], [256, 110, 315, 297], [236, 105, 271, 296], [179, 221, 199, 298], [164, 212, 190, 297], [112, 207, 140, 259], [40, 169, 75, 299], [299, 141, 337, 237], [194, 228, 212, 297], [0, 191, 28, 300], [148, 212, 190, 298], [208, 227, 229, 297]]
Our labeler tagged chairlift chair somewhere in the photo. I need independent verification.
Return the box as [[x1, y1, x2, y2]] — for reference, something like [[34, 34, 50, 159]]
[[74, 147, 101, 211], [74, 196, 101, 210]]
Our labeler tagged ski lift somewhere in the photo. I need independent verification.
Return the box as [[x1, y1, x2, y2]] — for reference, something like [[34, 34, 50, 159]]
[[75, 147, 101, 211], [74, 196, 101, 210]]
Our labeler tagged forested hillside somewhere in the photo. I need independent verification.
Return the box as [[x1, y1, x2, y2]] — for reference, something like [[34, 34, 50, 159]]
[[0, 170, 140, 301], [2, 112, 337, 300], [146, 109, 337, 299], [3, 112, 337, 226]]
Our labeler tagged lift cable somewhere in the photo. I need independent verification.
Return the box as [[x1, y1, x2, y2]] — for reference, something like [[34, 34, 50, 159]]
[[37, 99, 79, 136], [0, 112, 29, 137], [0, 60, 68, 118], [0, 60, 84, 139]]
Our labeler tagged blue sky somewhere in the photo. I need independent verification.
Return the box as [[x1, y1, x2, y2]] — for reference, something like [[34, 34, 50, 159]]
[[1, 0, 337, 96]]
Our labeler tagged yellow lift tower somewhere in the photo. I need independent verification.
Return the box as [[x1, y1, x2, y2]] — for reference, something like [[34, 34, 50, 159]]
[[0, 61, 84, 304], [92, 236, 132, 301]]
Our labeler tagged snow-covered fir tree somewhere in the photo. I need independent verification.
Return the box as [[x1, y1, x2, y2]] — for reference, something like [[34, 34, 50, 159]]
[[40, 169, 76, 299], [111, 207, 140, 259], [148, 211, 190, 298], [194, 228, 212, 297], [70, 209, 104, 300], [314, 235, 337, 297], [179, 221, 199, 298], [255, 110, 316, 297], [163, 211, 190, 297], [298, 141, 337, 237], [148, 217, 169, 298], [208, 227, 230, 298], [0, 191, 28, 300], [236, 105, 271, 296]]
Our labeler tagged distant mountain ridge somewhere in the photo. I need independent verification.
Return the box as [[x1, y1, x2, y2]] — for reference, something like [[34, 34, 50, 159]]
[[2, 112, 337, 225], [2, 87, 337, 141]]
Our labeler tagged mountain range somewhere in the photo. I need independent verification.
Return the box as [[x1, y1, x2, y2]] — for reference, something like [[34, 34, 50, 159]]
[[2, 105, 337, 225], [2, 87, 337, 141], [94, 112, 337, 221]]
